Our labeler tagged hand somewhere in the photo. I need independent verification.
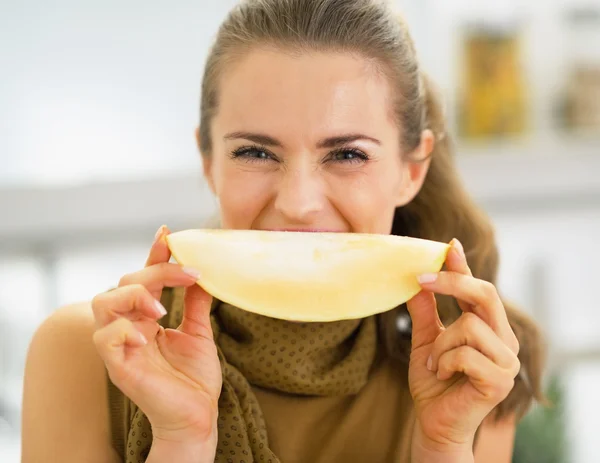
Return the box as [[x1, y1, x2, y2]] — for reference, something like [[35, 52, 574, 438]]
[[406, 239, 520, 454], [91, 225, 222, 445]]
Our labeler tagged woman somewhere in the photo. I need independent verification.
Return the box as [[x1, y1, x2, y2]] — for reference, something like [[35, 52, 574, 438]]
[[21, 0, 546, 462]]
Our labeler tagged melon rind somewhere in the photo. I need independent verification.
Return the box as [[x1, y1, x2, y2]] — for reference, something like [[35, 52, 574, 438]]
[[166, 229, 450, 322]]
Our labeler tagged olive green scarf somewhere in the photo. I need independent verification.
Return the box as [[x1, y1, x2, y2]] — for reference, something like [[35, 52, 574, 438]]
[[122, 286, 377, 462]]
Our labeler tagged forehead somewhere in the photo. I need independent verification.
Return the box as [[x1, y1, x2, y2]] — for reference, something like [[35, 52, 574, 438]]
[[213, 48, 397, 138]]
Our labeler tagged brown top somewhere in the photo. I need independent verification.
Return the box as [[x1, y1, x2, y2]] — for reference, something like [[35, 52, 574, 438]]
[[251, 354, 415, 463], [109, 351, 415, 463], [107, 286, 416, 462]]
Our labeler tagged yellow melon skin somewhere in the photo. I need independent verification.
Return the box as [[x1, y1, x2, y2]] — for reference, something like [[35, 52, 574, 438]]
[[166, 229, 450, 322]]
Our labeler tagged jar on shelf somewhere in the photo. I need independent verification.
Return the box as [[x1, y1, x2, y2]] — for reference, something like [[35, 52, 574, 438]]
[[560, 6, 600, 135]]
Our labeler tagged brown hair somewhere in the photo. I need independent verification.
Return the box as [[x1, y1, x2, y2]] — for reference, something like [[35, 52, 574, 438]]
[[199, 0, 546, 422]]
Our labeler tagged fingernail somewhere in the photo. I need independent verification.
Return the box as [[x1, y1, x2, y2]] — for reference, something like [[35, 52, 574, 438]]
[[427, 355, 433, 371], [418, 273, 438, 284], [138, 332, 148, 345], [154, 300, 168, 317], [182, 267, 201, 280], [453, 238, 465, 258]]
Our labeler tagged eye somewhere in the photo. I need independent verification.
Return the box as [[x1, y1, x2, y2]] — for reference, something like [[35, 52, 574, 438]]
[[327, 148, 370, 164], [230, 145, 275, 163]]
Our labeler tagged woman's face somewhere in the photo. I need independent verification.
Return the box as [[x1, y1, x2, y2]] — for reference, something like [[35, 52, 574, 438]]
[[201, 49, 432, 234]]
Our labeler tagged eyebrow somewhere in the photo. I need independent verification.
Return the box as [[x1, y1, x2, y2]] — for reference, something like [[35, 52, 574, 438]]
[[223, 131, 381, 148]]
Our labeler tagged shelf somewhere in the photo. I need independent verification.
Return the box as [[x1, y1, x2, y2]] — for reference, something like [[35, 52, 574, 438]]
[[0, 173, 216, 250], [455, 139, 600, 212], [0, 146, 598, 249]]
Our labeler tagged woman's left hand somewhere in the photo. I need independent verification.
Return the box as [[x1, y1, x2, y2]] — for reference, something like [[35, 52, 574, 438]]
[[406, 239, 520, 456]]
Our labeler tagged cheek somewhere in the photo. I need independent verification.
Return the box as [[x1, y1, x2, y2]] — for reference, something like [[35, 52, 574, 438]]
[[213, 164, 275, 228], [330, 166, 402, 234]]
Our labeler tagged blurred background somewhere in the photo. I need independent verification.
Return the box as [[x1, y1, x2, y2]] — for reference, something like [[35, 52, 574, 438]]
[[1, 0, 599, 461]]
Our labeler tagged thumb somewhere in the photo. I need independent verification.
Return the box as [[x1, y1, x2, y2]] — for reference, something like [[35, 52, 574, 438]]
[[180, 284, 214, 340], [406, 290, 444, 349]]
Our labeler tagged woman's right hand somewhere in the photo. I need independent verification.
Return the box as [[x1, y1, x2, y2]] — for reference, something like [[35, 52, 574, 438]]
[[91, 225, 222, 449]]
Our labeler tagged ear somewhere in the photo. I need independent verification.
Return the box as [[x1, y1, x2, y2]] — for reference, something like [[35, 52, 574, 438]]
[[196, 126, 216, 195], [394, 129, 435, 207]]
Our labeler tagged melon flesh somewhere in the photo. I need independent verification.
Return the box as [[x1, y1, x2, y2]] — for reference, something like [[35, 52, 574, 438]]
[[166, 229, 450, 322]]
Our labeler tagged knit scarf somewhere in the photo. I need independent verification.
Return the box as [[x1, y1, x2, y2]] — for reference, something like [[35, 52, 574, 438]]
[[123, 286, 377, 462]]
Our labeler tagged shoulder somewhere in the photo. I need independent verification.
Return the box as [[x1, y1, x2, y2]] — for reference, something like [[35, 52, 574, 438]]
[[474, 413, 517, 463], [22, 301, 120, 463]]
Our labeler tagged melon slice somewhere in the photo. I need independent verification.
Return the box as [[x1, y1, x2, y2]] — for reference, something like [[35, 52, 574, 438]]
[[166, 229, 450, 322]]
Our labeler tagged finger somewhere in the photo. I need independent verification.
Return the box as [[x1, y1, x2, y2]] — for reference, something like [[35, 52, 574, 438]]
[[178, 284, 214, 340], [118, 262, 200, 299], [437, 346, 517, 403], [93, 317, 148, 379], [445, 239, 472, 315], [429, 312, 519, 373], [417, 271, 515, 349], [92, 284, 167, 328], [145, 225, 172, 267], [406, 290, 445, 350], [445, 239, 472, 277]]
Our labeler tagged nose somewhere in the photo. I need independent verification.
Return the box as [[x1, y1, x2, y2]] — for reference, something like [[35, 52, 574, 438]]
[[273, 165, 325, 223]]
